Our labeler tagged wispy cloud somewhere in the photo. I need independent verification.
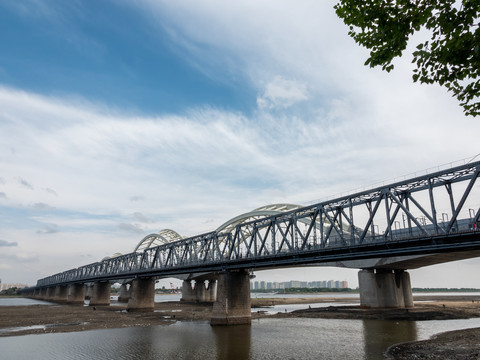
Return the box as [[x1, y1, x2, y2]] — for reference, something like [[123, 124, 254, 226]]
[[37, 223, 59, 234], [117, 223, 145, 234], [44, 188, 58, 196], [129, 196, 144, 202], [0, 239, 18, 247], [33, 202, 56, 211], [18, 177, 34, 190], [133, 212, 153, 223], [0, 252, 38, 262]]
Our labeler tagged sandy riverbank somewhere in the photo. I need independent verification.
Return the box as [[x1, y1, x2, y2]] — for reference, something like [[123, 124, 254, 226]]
[[385, 327, 480, 359]]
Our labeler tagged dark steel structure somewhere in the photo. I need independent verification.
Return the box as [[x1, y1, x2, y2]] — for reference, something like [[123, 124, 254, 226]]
[[36, 161, 480, 288]]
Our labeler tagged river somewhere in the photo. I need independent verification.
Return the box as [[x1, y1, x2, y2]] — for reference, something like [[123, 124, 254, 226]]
[[1, 295, 480, 360]]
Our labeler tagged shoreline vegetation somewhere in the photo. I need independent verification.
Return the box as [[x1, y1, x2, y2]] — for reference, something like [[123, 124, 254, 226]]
[[2, 294, 480, 358]]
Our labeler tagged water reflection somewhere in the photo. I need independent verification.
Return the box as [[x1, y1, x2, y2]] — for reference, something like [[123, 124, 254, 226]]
[[363, 319, 417, 359], [213, 324, 251, 359], [2, 317, 480, 360], [0, 298, 54, 306]]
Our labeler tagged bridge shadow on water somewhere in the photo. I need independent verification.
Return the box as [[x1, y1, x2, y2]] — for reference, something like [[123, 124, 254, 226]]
[[212, 324, 251, 360], [363, 319, 417, 358]]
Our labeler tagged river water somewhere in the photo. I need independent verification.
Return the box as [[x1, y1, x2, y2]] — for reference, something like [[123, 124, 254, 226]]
[[2, 295, 480, 360]]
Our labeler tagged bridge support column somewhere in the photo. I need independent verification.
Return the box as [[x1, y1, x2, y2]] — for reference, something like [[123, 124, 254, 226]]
[[46, 287, 56, 301], [54, 285, 68, 303], [181, 280, 195, 302], [117, 284, 130, 303], [211, 270, 251, 326], [207, 280, 217, 302], [359, 269, 413, 308], [89, 281, 110, 306], [39, 287, 48, 300], [194, 280, 207, 302], [85, 284, 93, 299], [401, 271, 414, 307], [127, 278, 155, 312], [67, 284, 85, 304]]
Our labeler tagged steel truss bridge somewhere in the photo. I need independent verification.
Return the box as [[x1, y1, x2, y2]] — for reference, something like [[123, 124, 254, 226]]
[[37, 161, 480, 287]]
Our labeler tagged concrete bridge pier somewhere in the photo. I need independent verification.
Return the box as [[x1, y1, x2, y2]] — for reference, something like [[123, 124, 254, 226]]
[[181, 280, 195, 302], [54, 285, 69, 303], [39, 287, 48, 300], [358, 269, 413, 308], [85, 284, 93, 300], [194, 280, 207, 302], [46, 286, 56, 301], [207, 280, 217, 302], [117, 283, 130, 303], [67, 283, 86, 304], [127, 278, 155, 312], [89, 281, 111, 306], [211, 270, 251, 326]]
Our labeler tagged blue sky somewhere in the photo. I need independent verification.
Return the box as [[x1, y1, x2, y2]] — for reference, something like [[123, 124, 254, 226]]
[[1, 1, 479, 288], [0, 1, 252, 113]]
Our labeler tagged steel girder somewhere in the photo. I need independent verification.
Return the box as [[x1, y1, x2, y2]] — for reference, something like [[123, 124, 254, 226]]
[[36, 161, 480, 288]]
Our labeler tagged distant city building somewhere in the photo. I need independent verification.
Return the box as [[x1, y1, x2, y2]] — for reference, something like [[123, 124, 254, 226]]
[[250, 279, 348, 291], [290, 280, 302, 288], [0, 281, 28, 291]]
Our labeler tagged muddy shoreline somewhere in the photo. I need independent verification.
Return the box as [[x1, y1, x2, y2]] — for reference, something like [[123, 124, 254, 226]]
[[2, 295, 480, 358]]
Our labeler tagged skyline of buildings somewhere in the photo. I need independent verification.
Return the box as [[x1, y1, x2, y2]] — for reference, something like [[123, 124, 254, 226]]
[[251, 280, 349, 291]]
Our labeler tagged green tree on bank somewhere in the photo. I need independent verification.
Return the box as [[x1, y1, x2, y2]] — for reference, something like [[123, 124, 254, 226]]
[[334, 0, 480, 116], [0, 287, 20, 296]]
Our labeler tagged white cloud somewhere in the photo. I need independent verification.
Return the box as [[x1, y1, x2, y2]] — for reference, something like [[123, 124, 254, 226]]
[[257, 76, 309, 109]]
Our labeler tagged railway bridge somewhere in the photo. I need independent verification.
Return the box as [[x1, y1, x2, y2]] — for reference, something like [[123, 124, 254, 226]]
[[24, 160, 480, 325]]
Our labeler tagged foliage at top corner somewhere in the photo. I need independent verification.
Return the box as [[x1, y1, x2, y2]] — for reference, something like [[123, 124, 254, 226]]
[[334, 0, 480, 117]]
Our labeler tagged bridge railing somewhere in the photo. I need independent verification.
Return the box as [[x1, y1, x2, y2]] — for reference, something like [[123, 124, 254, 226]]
[[36, 161, 480, 287]]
